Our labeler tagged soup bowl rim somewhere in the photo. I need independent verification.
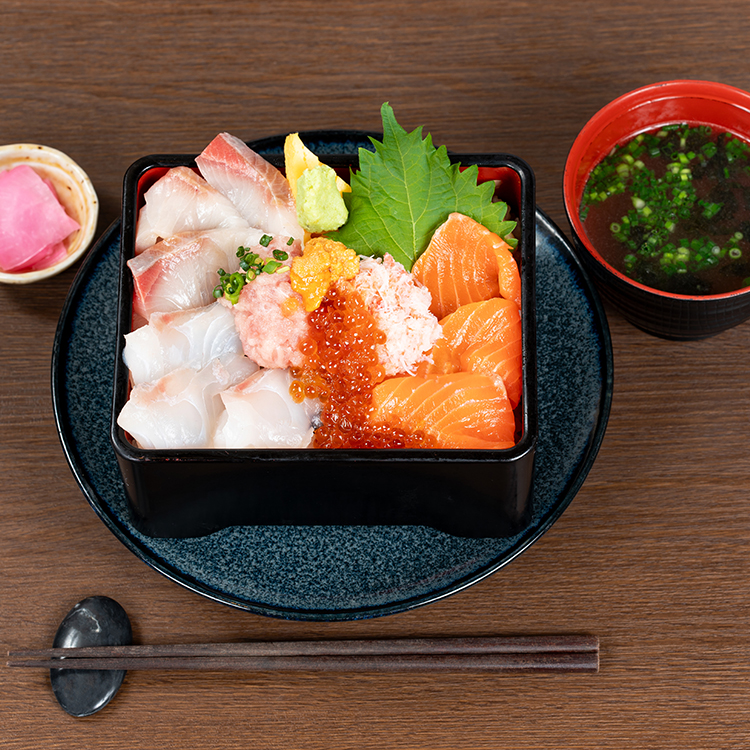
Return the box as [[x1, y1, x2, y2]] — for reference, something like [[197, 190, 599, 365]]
[[563, 78, 750, 302]]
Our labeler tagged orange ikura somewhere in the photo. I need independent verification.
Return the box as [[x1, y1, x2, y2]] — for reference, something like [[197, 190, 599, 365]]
[[290, 280, 432, 449]]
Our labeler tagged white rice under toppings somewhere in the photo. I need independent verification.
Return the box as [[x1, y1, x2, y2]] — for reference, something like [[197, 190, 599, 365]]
[[351, 254, 442, 377]]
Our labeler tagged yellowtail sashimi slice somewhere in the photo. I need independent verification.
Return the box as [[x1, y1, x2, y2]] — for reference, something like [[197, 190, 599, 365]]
[[128, 228, 299, 321], [135, 166, 250, 253], [129, 232, 232, 320], [196, 133, 304, 240]]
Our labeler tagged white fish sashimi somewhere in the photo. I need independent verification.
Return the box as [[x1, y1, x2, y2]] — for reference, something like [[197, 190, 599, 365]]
[[213, 368, 319, 449], [195, 133, 304, 239], [135, 166, 251, 253], [117, 353, 256, 450], [123, 302, 249, 386]]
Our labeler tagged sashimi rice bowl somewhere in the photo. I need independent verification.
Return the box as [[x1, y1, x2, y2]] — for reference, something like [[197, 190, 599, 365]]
[[111, 104, 538, 539]]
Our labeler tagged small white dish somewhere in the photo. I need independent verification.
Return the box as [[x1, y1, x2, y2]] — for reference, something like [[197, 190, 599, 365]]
[[0, 143, 99, 284]]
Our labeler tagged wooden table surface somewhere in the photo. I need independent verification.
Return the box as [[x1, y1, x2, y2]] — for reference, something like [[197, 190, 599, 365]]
[[3, 1, 750, 747]]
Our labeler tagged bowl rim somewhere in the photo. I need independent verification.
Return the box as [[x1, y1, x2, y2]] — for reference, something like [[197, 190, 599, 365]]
[[0, 142, 99, 284], [563, 79, 750, 302]]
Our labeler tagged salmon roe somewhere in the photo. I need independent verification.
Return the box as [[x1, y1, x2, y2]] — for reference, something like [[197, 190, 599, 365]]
[[290, 280, 429, 449]]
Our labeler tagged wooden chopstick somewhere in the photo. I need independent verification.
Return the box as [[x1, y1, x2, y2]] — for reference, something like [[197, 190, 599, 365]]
[[7, 635, 599, 673], [8, 634, 598, 659], [6, 652, 598, 672]]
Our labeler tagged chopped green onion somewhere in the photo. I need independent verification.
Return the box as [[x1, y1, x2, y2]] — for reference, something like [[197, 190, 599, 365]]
[[216, 243, 292, 303], [701, 202, 723, 219], [263, 260, 282, 273]]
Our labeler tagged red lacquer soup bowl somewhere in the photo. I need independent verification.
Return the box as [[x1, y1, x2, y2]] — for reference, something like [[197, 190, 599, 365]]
[[564, 80, 750, 340]]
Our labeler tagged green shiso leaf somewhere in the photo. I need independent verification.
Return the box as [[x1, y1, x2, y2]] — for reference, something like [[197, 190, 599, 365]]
[[329, 102, 516, 271]]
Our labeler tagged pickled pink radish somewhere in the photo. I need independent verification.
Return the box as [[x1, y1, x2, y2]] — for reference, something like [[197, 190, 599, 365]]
[[25, 241, 69, 272], [0, 165, 79, 272]]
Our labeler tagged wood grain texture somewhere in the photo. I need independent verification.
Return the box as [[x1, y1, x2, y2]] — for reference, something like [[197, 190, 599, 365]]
[[2, 0, 750, 747]]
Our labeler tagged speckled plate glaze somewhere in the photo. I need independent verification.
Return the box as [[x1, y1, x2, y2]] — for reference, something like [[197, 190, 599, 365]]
[[52, 134, 613, 621]]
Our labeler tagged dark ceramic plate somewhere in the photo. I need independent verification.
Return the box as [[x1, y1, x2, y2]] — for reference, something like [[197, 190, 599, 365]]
[[52, 134, 613, 621]]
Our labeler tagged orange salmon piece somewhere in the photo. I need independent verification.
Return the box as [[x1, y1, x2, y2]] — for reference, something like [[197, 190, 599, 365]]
[[423, 298, 522, 409], [412, 212, 521, 319], [370, 372, 516, 449]]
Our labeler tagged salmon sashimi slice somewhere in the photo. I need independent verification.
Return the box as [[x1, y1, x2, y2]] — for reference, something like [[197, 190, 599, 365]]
[[196, 133, 304, 239], [424, 298, 522, 408], [412, 212, 521, 319], [370, 372, 516, 449]]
